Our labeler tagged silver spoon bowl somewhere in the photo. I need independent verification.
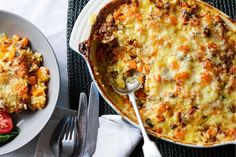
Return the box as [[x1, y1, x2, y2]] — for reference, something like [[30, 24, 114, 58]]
[[110, 74, 142, 95]]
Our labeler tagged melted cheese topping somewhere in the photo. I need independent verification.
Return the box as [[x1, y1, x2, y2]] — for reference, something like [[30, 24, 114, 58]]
[[0, 34, 50, 113], [93, 0, 236, 144]]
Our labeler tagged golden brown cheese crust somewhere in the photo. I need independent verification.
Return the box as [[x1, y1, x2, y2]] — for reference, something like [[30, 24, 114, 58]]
[[0, 34, 50, 113], [86, 0, 236, 145]]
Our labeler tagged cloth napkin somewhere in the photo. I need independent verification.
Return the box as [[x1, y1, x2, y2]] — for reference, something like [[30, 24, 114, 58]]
[[93, 115, 141, 157], [34, 107, 141, 157]]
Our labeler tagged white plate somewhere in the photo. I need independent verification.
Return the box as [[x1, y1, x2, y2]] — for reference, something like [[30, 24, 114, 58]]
[[0, 11, 60, 155]]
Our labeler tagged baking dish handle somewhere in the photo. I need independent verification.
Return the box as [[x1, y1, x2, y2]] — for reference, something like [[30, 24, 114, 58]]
[[69, 13, 89, 59], [79, 40, 89, 57]]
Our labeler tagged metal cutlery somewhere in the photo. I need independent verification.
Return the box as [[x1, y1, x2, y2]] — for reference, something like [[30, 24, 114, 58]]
[[110, 72, 162, 157], [50, 115, 79, 157], [60, 116, 78, 157], [50, 82, 100, 157], [83, 82, 100, 157], [50, 116, 70, 157], [76, 92, 88, 157]]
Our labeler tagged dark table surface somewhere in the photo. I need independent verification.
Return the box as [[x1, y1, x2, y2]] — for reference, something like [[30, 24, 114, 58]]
[[67, 0, 236, 156]]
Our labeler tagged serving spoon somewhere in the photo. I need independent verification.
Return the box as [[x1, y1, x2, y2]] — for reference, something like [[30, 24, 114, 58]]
[[110, 73, 162, 157]]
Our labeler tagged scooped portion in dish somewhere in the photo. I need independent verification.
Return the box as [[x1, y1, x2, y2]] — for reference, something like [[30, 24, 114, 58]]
[[85, 0, 236, 145]]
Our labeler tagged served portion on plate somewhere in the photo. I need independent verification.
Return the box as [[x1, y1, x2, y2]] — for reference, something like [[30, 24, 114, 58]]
[[0, 34, 50, 145], [79, 0, 236, 145]]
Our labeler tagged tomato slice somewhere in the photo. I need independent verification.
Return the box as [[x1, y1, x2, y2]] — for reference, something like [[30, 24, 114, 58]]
[[0, 112, 13, 134]]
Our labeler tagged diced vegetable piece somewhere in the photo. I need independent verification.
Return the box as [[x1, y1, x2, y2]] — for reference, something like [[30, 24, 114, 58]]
[[137, 64, 143, 72], [171, 60, 179, 70], [175, 129, 185, 140], [175, 72, 190, 82], [30, 84, 46, 96], [200, 72, 212, 85], [157, 74, 161, 82], [113, 10, 122, 20], [128, 60, 137, 69], [37, 67, 50, 83], [178, 45, 190, 54], [28, 76, 37, 85], [19, 37, 29, 48], [157, 114, 165, 122], [225, 128, 236, 136], [169, 15, 178, 25], [207, 128, 218, 137]]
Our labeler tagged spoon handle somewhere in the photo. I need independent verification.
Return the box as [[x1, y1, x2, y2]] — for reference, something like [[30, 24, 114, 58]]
[[143, 140, 162, 157], [128, 92, 149, 139], [128, 92, 162, 157]]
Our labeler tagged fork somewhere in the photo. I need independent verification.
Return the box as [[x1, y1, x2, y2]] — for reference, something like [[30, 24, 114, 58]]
[[60, 116, 77, 157], [50, 116, 70, 157]]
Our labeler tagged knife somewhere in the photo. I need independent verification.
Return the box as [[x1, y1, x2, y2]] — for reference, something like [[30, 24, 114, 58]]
[[76, 92, 88, 157], [83, 82, 100, 157]]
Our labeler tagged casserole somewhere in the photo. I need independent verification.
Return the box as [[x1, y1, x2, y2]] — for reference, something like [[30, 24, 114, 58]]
[[70, 0, 236, 147]]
